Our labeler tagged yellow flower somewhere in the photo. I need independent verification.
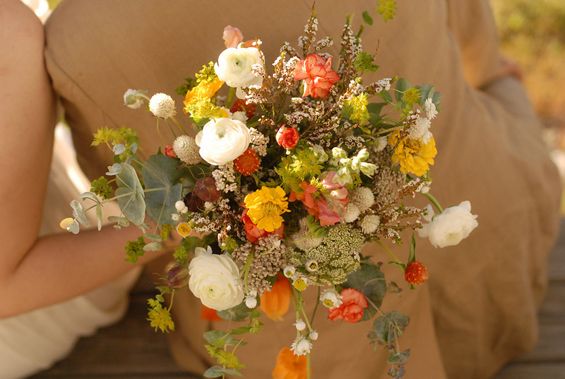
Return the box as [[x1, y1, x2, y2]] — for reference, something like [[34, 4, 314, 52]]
[[244, 186, 290, 232], [184, 77, 224, 105], [389, 131, 437, 176]]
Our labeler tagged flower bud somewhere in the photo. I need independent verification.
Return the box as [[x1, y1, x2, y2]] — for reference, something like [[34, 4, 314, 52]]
[[166, 264, 189, 290]]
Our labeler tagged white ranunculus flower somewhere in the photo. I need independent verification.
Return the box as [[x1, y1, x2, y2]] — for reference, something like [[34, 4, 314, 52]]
[[215, 47, 263, 97], [188, 246, 244, 311], [195, 118, 251, 165], [418, 201, 478, 248]]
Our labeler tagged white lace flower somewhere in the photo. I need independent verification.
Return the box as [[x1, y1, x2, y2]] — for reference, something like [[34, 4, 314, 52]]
[[374, 136, 388, 152], [418, 201, 478, 248], [361, 215, 381, 234], [149, 93, 176, 119], [173, 135, 202, 166]]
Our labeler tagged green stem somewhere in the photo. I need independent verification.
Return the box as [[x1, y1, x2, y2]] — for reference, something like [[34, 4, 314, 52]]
[[227, 87, 236, 107], [170, 115, 188, 135], [375, 239, 403, 265], [307, 352, 312, 379], [309, 287, 320, 327], [422, 192, 443, 213]]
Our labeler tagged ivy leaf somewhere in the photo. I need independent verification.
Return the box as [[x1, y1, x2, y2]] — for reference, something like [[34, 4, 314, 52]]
[[115, 163, 146, 225]]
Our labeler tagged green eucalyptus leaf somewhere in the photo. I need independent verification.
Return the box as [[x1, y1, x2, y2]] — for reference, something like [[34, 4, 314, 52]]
[[204, 366, 243, 378], [395, 78, 411, 102], [373, 311, 410, 344], [145, 234, 163, 242], [143, 242, 162, 252], [95, 203, 102, 231], [108, 216, 130, 227], [387, 349, 411, 364], [71, 200, 90, 227], [203, 330, 246, 348], [418, 84, 435, 103], [380, 90, 393, 103], [115, 163, 146, 225], [142, 155, 188, 227], [64, 219, 80, 234]]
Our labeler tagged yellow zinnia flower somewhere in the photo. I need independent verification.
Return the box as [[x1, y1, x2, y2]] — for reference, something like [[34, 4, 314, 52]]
[[244, 186, 290, 232], [389, 131, 437, 176]]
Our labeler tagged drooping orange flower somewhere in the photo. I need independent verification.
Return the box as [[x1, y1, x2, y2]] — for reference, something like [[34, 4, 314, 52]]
[[272, 347, 308, 379], [260, 274, 292, 321], [234, 148, 261, 176], [183, 77, 224, 111]]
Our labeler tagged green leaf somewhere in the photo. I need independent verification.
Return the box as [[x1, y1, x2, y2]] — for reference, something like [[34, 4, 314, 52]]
[[418, 84, 435, 104], [115, 163, 146, 225], [108, 216, 130, 227], [204, 366, 243, 378], [362, 10, 374, 25], [216, 302, 252, 322], [408, 233, 416, 264], [145, 234, 163, 242], [71, 200, 90, 227], [203, 330, 246, 348], [142, 155, 187, 227], [95, 203, 102, 231], [387, 349, 411, 364], [373, 311, 410, 344], [379, 90, 393, 103], [395, 78, 411, 102], [143, 242, 162, 252], [343, 261, 387, 321]]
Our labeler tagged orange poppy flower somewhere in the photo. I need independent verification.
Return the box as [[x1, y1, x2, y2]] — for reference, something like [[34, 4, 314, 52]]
[[200, 304, 222, 321]]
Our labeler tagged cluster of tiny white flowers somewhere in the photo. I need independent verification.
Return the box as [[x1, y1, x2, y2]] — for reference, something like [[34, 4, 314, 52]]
[[368, 78, 393, 94], [211, 163, 237, 193], [314, 37, 334, 52], [291, 336, 312, 356], [407, 111, 433, 143], [373, 136, 388, 152], [149, 93, 176, 119], [423, 98, 438, 120], [173, 135, 202, 166], [344, 135, 365, 151], [280, 41, 298, 57], [248, 128, 269, 157]]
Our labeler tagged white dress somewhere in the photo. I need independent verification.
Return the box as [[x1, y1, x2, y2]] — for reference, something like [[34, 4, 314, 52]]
[[0, 126, 140, 379]]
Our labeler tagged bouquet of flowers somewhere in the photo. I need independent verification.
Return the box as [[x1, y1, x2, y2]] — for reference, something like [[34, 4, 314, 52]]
[[61, 3, 478, 378]]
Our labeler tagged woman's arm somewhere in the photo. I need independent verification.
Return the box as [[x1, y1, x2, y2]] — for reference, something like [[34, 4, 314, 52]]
[[0, 0, 168, 319]]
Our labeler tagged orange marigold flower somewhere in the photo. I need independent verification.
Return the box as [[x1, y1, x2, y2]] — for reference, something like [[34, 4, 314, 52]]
[[272, 347, 308, 379], [234, 148, 261, 176], [404, 261, 429, 285], [230, 98, 256, 119], [200, 304, 222, 321], [260, 274, 292, 321]]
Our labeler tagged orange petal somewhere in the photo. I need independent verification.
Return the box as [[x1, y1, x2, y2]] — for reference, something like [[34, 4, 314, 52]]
[[272, 347, 308, 379], [260, 274, 292, 321]]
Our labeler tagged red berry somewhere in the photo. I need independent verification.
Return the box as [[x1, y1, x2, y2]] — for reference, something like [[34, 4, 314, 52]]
[[404, 261, 429, 285]]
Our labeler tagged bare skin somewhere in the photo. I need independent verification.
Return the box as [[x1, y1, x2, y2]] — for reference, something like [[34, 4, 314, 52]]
[[0, 0, 169, 319]]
